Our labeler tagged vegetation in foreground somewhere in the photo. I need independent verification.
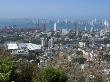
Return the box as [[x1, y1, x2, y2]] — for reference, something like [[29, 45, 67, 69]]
[[0, 46, 68, 82], [0, 46, 110, 82]]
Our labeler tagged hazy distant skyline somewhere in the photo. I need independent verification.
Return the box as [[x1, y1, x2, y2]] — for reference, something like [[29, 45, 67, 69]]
[[0, 0, 110, 19]]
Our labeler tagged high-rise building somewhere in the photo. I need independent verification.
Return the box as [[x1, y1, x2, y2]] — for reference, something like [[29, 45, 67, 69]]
[[57, 18, 60, 23], [85, 26, 87, 31], [90, 20, 94, 32], [104, 19, 109, 32], [54, 23, 57, 31], [90, 27, 93, 32], [76, 27, 79, 36], [48, 38, 53, 49], [90, 20, 94, 26], [104, 19, 109, 28], [41, 38, 45, 47], [62, 29, 68, 35]]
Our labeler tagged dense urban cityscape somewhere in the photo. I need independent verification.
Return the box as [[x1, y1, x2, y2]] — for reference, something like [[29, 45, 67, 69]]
[[0, 18, 110, 82], [0, 0, 110, 82]]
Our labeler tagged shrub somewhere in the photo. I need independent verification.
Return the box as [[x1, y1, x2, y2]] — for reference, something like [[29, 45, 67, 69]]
[[0, 54, 20, 82], [41, 67, 68, 82]]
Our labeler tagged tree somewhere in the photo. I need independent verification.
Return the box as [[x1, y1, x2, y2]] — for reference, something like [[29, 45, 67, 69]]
[[16, 60, 40, 82], [41, 67, 68, 82], [0, 46, 41, 82], [0, 46, 20, 82]]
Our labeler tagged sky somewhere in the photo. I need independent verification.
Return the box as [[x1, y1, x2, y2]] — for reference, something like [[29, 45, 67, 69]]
[[0, 0, 110, 19]]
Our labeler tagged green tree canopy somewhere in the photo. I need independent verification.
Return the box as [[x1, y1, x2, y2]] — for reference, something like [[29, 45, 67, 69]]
[[41, 67, 68, 82]]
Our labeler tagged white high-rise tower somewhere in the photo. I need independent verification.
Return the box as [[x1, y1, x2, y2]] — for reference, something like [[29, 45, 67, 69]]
[[54, 23, 57, 31], [90, 27, 93, 32], [41, 38, 45, 47], [85, 26, 87, 31], [57, 18, 60, 23], [104, 19, 107, 26], [104, 19, 109, 28], [48, 38, 53, 49], [104, 19, 109, 32], [90, 20, 94, 32]]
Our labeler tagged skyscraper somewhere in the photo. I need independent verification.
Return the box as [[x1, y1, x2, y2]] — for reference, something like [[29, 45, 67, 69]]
[[41, 38, 45, 47], [104, 19, 109, 28], [90, 27, 93, 32], [85, 26, 87, 31], [48, 38, 53, 50], [104, 19, 109, 32], [54, 23, 57, 31]]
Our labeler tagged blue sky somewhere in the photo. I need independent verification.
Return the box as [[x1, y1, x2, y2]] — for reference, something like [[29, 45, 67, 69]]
[[0, 0, 110, 19]]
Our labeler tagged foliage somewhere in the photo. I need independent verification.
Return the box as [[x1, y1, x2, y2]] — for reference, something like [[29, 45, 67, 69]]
[[102, 54, 110, 62], [0, 47, 20, 82], [16, 60, 39, 82], [0, 46, 41, 82], [41, 67, 68, 82]]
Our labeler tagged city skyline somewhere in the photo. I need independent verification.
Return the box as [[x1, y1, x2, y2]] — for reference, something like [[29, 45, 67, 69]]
[[0, 0, 110, 19]]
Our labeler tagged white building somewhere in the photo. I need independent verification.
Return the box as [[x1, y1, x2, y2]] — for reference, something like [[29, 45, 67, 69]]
[[25, 43, 41, 51], [54, 23, 57, 31], [6, 42, 18, 50], [48, 38, 53, 49], [5, 42, 41, 55], [62, 29, 68, 35], [79, 42, 86, 47], [41, 38, 45, 47]]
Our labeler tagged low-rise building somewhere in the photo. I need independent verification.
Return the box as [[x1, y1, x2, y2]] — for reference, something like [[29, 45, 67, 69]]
[[5, 42, 41, 56]]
